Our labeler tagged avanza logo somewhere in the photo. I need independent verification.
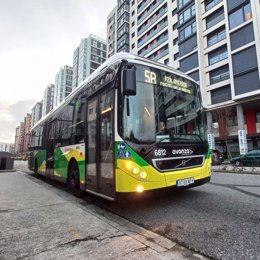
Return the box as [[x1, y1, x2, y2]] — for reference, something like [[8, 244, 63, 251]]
[[172, 149, 193, 156]]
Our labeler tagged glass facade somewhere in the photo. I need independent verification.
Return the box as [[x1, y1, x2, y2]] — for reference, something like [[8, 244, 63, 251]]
[[208, 46, 228, 65], [229, 2, 252, 30]]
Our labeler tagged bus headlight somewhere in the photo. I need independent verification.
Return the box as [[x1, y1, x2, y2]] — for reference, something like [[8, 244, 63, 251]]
[[126, 162, 133, 171], [132, 167, 139, 175], [139, 171, 147, 179]]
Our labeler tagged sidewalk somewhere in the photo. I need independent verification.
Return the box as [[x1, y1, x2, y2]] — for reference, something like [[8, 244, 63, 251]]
[[212, 162, 260, 175], [0, 170, 208, 260]]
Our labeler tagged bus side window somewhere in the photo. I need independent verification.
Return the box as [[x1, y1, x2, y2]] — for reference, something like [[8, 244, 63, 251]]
[[61, 105, 73, 146], [73, 94, 86, 144], [42, 123, 47, 149]]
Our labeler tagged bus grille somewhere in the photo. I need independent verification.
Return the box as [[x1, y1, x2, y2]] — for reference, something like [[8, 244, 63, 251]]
[[152, 155, 205, 172]]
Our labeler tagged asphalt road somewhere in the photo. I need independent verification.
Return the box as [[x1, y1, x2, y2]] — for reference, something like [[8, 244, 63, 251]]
[[16, 161, 260, 260]]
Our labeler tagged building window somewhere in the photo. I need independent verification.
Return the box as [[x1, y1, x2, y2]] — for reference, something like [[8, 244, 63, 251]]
[[206, 8, 224, 29], [211, 85, 231, 104], [178, 0, 192, 9], [164, 58, 169, 65], [208, 46, 227, 65], [132, 43, 135, 49], [205, 0, 222, 12], [137, 17, 167, 47], [209, 65, 230, 84], [172, 8, 177, 16], [179, 21, 196, 41], [138, 31, 168, 56], [178, 4, 195, 25], [207, 26, 226, 47], [148, 44, 169, 61], [256, 112, 260, 123], [173, 37, 178, 45], [174, 52, 179, 60], [172, 22, 178, 31], [229, 2, 252, 30]]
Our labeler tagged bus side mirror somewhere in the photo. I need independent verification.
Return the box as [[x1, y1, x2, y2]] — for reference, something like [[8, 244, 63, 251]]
[[121, 68, 136, 96]]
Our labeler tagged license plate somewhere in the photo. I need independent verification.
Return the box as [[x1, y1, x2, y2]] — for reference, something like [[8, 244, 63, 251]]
[[177, 178, 194, 187]]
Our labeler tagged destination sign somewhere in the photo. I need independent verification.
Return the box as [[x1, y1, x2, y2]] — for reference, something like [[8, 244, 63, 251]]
[[144, 69, 192, 94]]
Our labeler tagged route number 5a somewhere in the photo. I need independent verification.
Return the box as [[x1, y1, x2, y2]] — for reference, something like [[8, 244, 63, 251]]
[[145, 70, 156, 84]]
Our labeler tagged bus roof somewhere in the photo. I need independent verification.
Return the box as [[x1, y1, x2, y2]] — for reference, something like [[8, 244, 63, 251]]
[[31, 52, 197, 130]]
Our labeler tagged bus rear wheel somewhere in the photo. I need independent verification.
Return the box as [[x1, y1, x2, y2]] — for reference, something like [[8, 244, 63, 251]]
[[67, 161, 83, 197]]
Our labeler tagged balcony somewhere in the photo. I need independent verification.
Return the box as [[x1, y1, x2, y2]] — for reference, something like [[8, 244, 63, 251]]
[[151, 48, 169, 61], [139, 34, 168, 57], [138, 7, 167, 36], [137, 21, 168, 48], [210, 71, 230, 84], [207, 30, 226, 47], [138, 0, 164, 25], [209, 51, 228, 66], [205, 0, 222, 12], [206, 13, 224, 29], [138, 0, 152, 14]]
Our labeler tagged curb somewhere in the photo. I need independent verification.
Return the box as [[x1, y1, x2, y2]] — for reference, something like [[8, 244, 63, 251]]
[[0, 169, 16, 172], [212, 165, 260, 175]]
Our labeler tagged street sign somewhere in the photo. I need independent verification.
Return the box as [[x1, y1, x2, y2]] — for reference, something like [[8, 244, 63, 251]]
[[207, 133, 215, 150], [238, 130, 248, 155]]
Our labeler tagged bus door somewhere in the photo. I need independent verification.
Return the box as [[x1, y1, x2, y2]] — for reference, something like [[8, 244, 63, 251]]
[[86, 88, 115, 199], [46, 121, 55, 178]]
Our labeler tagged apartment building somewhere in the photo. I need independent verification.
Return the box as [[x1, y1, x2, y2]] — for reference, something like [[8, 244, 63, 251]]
[[54, 65, 73, 106], [177, 0, 260, 153], [117, 0, 130, 52], [17, 122, 25, 156], [107, 7, 118, 58], [14, 126, 19, 155], [107, 0, 130, 56], [31, 101, 42, 127], [130, 0, 179, 68], [42, 84, 55, 117], [72, 34, 107, 89], [0, 143, 11, 153], [106, 0, 260, 154], [23, 113, 31, 155]]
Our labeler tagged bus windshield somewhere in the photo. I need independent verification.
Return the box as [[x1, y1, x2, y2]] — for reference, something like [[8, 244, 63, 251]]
[[122, 65, 206, 144]]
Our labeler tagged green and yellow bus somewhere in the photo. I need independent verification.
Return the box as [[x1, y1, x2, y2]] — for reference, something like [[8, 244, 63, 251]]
[[28, 53, 211, 200]]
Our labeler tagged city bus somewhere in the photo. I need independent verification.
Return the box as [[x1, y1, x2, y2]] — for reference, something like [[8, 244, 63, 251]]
[[28, 52, 211, 201]]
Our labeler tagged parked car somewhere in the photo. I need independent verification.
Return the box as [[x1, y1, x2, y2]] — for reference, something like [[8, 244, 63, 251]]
[[211, 149, 224, 165], [230, 149, 260, 167]]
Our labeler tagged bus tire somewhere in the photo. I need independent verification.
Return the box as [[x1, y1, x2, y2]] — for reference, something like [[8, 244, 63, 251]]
[[67, 161, 83, 197], [34, 159, 39, 178]]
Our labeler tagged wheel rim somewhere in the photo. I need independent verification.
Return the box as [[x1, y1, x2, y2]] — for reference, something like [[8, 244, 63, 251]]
[[236, 161, 240, 166]]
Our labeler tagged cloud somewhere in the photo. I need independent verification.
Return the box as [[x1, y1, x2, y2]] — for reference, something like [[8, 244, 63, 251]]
[[0, 99, 36, 143], [0, 0, 117, 143]]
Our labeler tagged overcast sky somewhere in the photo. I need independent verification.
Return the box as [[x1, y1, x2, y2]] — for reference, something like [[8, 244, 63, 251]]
[[0, 0, 117, 143]]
